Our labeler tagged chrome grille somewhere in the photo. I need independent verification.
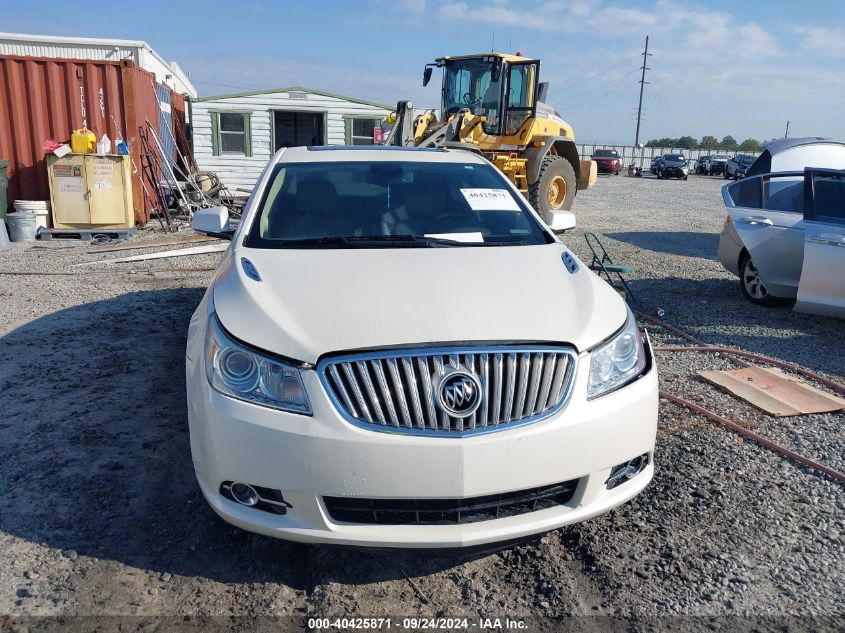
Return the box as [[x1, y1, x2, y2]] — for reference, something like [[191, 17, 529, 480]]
[[318, 346, 577, 436]]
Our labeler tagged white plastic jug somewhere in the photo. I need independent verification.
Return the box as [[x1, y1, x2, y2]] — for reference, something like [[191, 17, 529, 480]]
[[6, 211, 37, 241], [97, 134, 112, 155], [0, 220, 10, 251]]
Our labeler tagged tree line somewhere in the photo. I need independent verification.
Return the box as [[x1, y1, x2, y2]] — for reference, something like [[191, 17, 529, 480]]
[[645, 135, 763, 151]]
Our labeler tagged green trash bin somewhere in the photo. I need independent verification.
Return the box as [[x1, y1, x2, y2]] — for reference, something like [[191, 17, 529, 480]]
[[0, 159, 8, 222]]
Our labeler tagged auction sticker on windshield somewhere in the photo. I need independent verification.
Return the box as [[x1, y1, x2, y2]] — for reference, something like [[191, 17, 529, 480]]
[[460, 188, 521, 211]]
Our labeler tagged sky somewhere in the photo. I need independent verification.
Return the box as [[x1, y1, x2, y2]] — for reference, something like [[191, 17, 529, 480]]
[[5, 0, 845, 144]]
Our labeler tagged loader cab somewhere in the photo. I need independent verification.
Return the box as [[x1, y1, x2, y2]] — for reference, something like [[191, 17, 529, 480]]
[[428, 54, 540, 138]]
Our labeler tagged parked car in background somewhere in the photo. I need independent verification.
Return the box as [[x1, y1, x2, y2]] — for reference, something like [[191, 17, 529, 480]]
[[705, 154, 730, 175], [695, 156, 710, 175], [725, 154, 755, 180], [649, 156, 662, 175], [591, 149, 623, 175], [718, 167, 845, 317], [655, 154, 689, 180], [185, 145, 658, 548]]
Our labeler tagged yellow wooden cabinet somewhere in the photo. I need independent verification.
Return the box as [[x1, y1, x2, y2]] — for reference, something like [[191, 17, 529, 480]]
[[47, 154, 134, 229]]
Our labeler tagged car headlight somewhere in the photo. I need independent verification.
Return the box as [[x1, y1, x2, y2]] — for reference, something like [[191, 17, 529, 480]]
[[205, 313, 312, 414], [587, 308, 647, 399]]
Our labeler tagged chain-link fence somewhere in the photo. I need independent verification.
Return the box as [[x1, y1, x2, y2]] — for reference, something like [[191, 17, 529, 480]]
[[577, 144, 760, 168]]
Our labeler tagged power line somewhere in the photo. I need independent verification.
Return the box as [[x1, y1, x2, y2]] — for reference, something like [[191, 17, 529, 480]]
[[555, 67, 642, 108], [562, 81, 640, 112], [547, 54, 642, 97]]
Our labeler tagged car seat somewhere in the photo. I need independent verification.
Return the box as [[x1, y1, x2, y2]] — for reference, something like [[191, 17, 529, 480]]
[[279, 177, 347, 239]]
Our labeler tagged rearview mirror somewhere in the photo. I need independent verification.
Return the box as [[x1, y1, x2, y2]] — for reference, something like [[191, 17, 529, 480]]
[[492, 58, 502, 82], [423, 67, 433, 87], [544, 210, 576, 232], [192, 206, 232, 237]]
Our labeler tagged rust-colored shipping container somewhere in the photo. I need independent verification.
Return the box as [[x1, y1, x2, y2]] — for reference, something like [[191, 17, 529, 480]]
[[0, 55, 179, 225]]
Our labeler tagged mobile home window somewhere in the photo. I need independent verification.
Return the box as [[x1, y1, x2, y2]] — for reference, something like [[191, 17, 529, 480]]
[[211, 112, 252, 156], [344, 117, 383, 145]]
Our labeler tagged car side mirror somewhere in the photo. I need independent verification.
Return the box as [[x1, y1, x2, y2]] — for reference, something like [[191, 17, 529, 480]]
[[544, 210, 576, 232], [192, 206, 232, 238]]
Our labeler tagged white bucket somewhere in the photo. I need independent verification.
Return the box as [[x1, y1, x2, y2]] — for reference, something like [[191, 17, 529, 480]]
[[14, 200, 51, 229], [0, 220, 10, 251], [6, 211, 38, 241]]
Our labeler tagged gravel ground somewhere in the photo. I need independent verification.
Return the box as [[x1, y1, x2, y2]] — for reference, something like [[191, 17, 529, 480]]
[[0, 174, 843, 629]]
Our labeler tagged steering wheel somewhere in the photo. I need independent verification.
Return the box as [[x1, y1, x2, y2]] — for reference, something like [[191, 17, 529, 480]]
[[462, 92, 481, 107]]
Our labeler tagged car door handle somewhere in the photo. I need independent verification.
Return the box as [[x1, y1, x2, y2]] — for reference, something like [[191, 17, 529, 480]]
[[737, 216, 773, 226], [809, 233, 845, 246]]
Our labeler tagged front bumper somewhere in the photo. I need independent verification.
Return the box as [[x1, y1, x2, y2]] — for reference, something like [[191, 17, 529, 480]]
[[662, 167, 688, 178], [709, 164, 726, 174], [595, 162, 620, 173], [186, 335, 658, 548]]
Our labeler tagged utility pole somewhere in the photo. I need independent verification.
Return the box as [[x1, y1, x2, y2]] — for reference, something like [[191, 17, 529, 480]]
[[784, 120, 790, 138], [634, 35, 651, 148]]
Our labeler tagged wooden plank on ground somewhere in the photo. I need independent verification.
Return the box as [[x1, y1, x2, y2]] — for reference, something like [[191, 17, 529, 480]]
[[74, 242, 229, 266], [699, 366, 845, 417], [87, 235, 218, 253]]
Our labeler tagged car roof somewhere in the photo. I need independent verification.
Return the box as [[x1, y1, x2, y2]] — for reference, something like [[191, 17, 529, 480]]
[[762, 136, 844, 156], [274, 145, 489, 165]]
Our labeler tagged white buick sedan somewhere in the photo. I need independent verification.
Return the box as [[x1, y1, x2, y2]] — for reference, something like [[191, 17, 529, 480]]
[[185, 146, 658, 548]]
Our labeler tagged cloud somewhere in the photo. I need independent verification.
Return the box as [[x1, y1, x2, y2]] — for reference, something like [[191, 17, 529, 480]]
[[435, 0, 782, 59], [796, 25, 845, 57], [395, 0, 427, 12]]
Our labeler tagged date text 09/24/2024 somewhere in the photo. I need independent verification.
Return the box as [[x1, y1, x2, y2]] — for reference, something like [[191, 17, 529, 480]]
[[307, 617, 528, 630]]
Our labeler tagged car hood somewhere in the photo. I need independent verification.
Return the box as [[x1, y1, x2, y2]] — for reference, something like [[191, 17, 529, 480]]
[[211, 244, 627, 363]]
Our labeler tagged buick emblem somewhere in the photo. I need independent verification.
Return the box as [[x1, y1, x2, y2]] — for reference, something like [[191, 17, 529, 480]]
[[437, 370, 482, 418]]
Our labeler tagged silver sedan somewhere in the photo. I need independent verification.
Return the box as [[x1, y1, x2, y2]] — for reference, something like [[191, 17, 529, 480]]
[[718, 168, 845, 318]]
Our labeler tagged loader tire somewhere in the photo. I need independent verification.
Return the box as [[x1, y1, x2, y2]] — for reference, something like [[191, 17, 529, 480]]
[[529, 155, 577, 212]]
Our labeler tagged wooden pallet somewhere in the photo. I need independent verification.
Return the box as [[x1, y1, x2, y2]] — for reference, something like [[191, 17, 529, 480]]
[[38, 227, 137, 242]]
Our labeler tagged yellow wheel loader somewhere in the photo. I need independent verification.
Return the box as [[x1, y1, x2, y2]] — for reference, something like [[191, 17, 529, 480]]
[[384, 53, 597, 212]]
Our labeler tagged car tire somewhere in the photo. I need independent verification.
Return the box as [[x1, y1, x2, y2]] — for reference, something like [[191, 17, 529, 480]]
[[683, 175, 688, 180], [724, 170, 730, 180], [739, 251, 789, 307], [656, 169, 662, 179], [529, 155, 577, 212]]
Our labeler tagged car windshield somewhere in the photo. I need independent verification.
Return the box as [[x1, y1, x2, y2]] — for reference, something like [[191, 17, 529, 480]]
[[741, 156, 755, 165], [665, 154, 685, 161], [244, 160, 553, 249], [594, 150, 618, 157], [713, 154, 729, 159]]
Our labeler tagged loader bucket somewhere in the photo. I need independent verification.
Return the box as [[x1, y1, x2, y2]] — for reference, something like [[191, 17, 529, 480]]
[[577, 160, 597, 190]]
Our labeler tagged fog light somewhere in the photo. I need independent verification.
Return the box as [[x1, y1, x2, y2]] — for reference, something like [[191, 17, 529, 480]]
[[220, 481, 292, 515], [230, 482, 259, 506], [606, 454, 649, 489]]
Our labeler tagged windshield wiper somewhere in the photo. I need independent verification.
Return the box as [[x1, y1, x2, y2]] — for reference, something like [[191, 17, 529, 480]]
[[271, 237, 351, 248], [344, 235, 460, 247], [270, 235, 461, 248]]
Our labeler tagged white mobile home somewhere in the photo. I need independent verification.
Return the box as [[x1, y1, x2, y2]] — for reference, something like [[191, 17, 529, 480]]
[[191, 86, 392, 194]]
